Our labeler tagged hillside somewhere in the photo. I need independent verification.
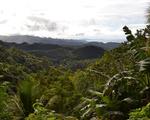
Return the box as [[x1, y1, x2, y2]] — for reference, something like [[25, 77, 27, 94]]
[[0, 0, 149, 119], [73, 45, 105, 59], [0, 40, 105, 67], [0, 43, 51, 73], [0, 26, 150, 120]]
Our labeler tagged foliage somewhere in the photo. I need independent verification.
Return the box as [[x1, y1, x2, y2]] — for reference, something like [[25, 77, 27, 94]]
[[0, 81, 12, 120], [73, 25, 150, 120], [1, 21, 150, 120], [26, 101, 78, 120], [129, 102, 150, 120], [18, 76, 41, 116]]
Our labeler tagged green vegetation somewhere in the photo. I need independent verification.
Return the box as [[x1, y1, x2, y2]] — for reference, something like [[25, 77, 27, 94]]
[[0, 21, 150, 120], [0, 40, 106, 69]]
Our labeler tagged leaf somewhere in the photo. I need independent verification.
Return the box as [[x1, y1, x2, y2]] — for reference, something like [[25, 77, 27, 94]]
[[0, 75, 3, 78], [139, 58, 150, 72], [88, 90, 103, 97], [81, 108, 92, 119], [121, 97, 134, 104]]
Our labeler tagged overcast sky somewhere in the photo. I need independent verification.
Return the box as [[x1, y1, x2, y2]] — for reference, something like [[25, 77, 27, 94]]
[[0, 0, 149, 42]]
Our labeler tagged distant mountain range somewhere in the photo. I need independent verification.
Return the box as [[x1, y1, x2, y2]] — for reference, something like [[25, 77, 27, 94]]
[[0, 40, 105, 62], [0, 35, 121, 69], [0, 35, 120, 50], [0, 35, 86, 46]]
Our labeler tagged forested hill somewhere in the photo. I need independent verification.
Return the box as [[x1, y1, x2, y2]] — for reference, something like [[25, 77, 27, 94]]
[[0, 26, 150, 120], [0, 43, 51, 73], [0, 40, 105, 69], [73, 45, 105, 59]]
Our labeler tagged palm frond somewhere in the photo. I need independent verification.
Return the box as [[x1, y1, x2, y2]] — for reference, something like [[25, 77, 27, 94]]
[[139, 58, 150, 72]]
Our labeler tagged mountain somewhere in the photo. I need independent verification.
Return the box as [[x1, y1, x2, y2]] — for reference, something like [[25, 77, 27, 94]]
[[82, 42, 120, 50], [73, 45, 105, 60], [0, 35, 120, 50], [0, 35, 120, 69], [0, 35, 86, 46], [0, 40, 105, 67]]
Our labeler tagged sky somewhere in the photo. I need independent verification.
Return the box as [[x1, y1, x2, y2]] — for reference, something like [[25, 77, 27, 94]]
[[0, 0, 149, 42]]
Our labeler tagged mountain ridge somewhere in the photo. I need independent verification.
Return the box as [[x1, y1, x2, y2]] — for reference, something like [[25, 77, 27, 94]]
[[0, 40, 105, 68], [0, 35, 120, 50]]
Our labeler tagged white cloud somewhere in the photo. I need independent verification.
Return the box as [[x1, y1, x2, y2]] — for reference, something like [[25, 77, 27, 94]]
[[0, 0, 149, 42]]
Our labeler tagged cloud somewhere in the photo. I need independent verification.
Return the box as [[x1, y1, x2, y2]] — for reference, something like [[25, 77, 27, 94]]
[[0, 20, 7, 24], [75, 33, 85, 36], [27, 16, 58, 31], [26, 24, 41, 31], [0, 0, 149, 42]]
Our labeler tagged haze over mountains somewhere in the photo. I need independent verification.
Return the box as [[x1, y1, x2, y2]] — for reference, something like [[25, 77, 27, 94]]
[[0, 35, 120, 50]]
